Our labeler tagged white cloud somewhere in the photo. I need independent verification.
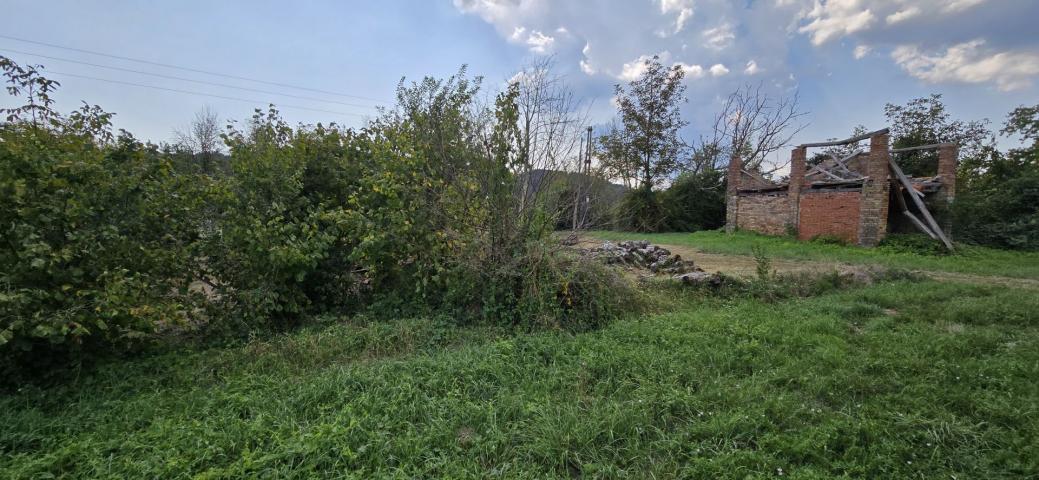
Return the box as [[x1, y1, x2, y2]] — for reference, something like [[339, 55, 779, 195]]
[[702, 22, 735, 50], [580, 60, 596, 75], [508, 26, 555, 54], [579, 42, 596, 75], [660, 0, 695, 35], [618, 54, 659, 81], [798, 0, 875, 46], [510, 26, 527, 41], [524, 30, 555, 53], [744, 60, 761, 75], [943, 0, 985, 13], [617, 53, 720, 82], [796, 0, 991, 45], [892, 39, 1039, 91], [853, 44, 871, 59], [885, 6, 919, 24], [676, 62, 705, 78]]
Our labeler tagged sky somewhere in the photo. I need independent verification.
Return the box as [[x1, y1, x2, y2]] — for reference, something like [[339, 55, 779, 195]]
[[3, 0, 1038, 163]]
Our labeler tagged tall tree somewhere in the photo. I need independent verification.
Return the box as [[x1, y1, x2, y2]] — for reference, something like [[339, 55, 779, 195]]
[[609, 55, 688, 191], [710, 82, 806, 173], [884, 94, 993, 178]]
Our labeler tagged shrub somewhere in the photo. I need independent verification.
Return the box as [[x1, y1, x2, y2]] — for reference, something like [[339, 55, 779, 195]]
[[1, 115, 209, 379], [615, 188, 666, 232], [0, 60, 641, 382], [660, 169, 726, 232], [879, 233, 950, 256]]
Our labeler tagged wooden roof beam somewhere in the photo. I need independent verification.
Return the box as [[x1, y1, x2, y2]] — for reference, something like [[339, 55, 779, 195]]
[[799, 128, 890, 148]]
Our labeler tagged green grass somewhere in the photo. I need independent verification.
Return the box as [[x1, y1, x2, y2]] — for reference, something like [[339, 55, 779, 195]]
[[3, 281, 1038, 478], [589, 230, 1039, 280]]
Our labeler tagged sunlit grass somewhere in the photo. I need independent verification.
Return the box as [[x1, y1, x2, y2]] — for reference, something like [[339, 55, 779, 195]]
[[2, 280, 1037, 478]]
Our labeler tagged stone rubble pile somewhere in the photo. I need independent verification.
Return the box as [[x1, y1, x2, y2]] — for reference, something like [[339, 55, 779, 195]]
[[587, 240, 703, 275]]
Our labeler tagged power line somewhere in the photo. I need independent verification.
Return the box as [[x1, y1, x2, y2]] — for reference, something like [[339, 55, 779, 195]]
[[46, 70, 370, 118], [0, 34, 388, 103], [0, 48, 381, 111]]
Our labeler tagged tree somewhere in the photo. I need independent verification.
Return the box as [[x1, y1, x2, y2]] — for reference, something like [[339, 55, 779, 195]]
[[710, 82, 806, 172], [506, 58, 589, 227], [687, 136, 725, 174], [174, 106, 225, 174], [596, 120, 638, 189], [953, 104, 1039, 249], [608, 55, 688, 191], [884, 94, 993, 179]]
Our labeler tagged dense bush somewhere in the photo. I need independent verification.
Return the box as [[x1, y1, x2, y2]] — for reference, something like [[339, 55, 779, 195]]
[[0, 110, 210, 377], [953, 172, 1039, 250], [612, 169, 725, 233], [615, 188, 667, 232], [951, 106, 1039, 250], [1, 60, 633, 380], [660, 169, 726, 232]]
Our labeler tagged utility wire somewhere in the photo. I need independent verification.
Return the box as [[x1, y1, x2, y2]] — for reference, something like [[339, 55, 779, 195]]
[[1, 48, 381, 111], [0, 34, 387, 103], [46, 70, 369, 118]]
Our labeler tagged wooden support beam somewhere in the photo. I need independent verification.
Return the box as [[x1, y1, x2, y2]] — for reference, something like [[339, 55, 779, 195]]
[[890, 143, 955, 153], [800, 129, 890, 148], [889, 158, 954, 250], [890, 179, 937, 239], [905, 211, 938, 239], [806, 149, 867, 184]]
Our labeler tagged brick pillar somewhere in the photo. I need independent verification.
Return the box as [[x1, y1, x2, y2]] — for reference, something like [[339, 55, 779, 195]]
[[858, 133, 891, 246], [725, 154, 742, 233], [936, 143, 958, 237], [789, 146, 807, 234]]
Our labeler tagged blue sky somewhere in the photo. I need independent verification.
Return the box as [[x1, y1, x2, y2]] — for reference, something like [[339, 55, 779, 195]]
[[3, 0, 1038, 161]]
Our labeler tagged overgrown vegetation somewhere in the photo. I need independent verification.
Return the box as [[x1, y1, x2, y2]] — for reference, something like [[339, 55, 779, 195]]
[[0, 58, 629, 382], [847, 94, 1039, 250]]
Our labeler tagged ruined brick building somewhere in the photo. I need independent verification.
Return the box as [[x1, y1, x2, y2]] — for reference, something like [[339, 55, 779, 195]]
[[725, 129, 957, 248]]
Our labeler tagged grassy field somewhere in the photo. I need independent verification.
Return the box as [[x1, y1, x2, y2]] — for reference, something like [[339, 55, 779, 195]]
[[3, 279, 1037, 478], [589, 230, 1039, 280]]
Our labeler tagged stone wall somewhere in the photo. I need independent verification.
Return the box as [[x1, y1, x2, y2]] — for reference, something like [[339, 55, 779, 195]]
[[735, 193, 794, 236], [798, 191, 861, 243]]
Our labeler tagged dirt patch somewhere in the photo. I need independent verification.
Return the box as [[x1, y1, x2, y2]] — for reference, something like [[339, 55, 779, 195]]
[[576, 236, 1039, 289]]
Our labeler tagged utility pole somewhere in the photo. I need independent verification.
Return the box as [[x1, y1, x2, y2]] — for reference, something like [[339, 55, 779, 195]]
[[581, 126, 593, 228], [572, 136, 584, 231]]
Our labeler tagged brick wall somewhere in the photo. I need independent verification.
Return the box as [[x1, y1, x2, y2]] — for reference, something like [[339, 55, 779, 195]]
[[798, 191, 861, 243], [736, 193, 794, 236], [725, 155, 742, 233], [858, 133, 891, 246]]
